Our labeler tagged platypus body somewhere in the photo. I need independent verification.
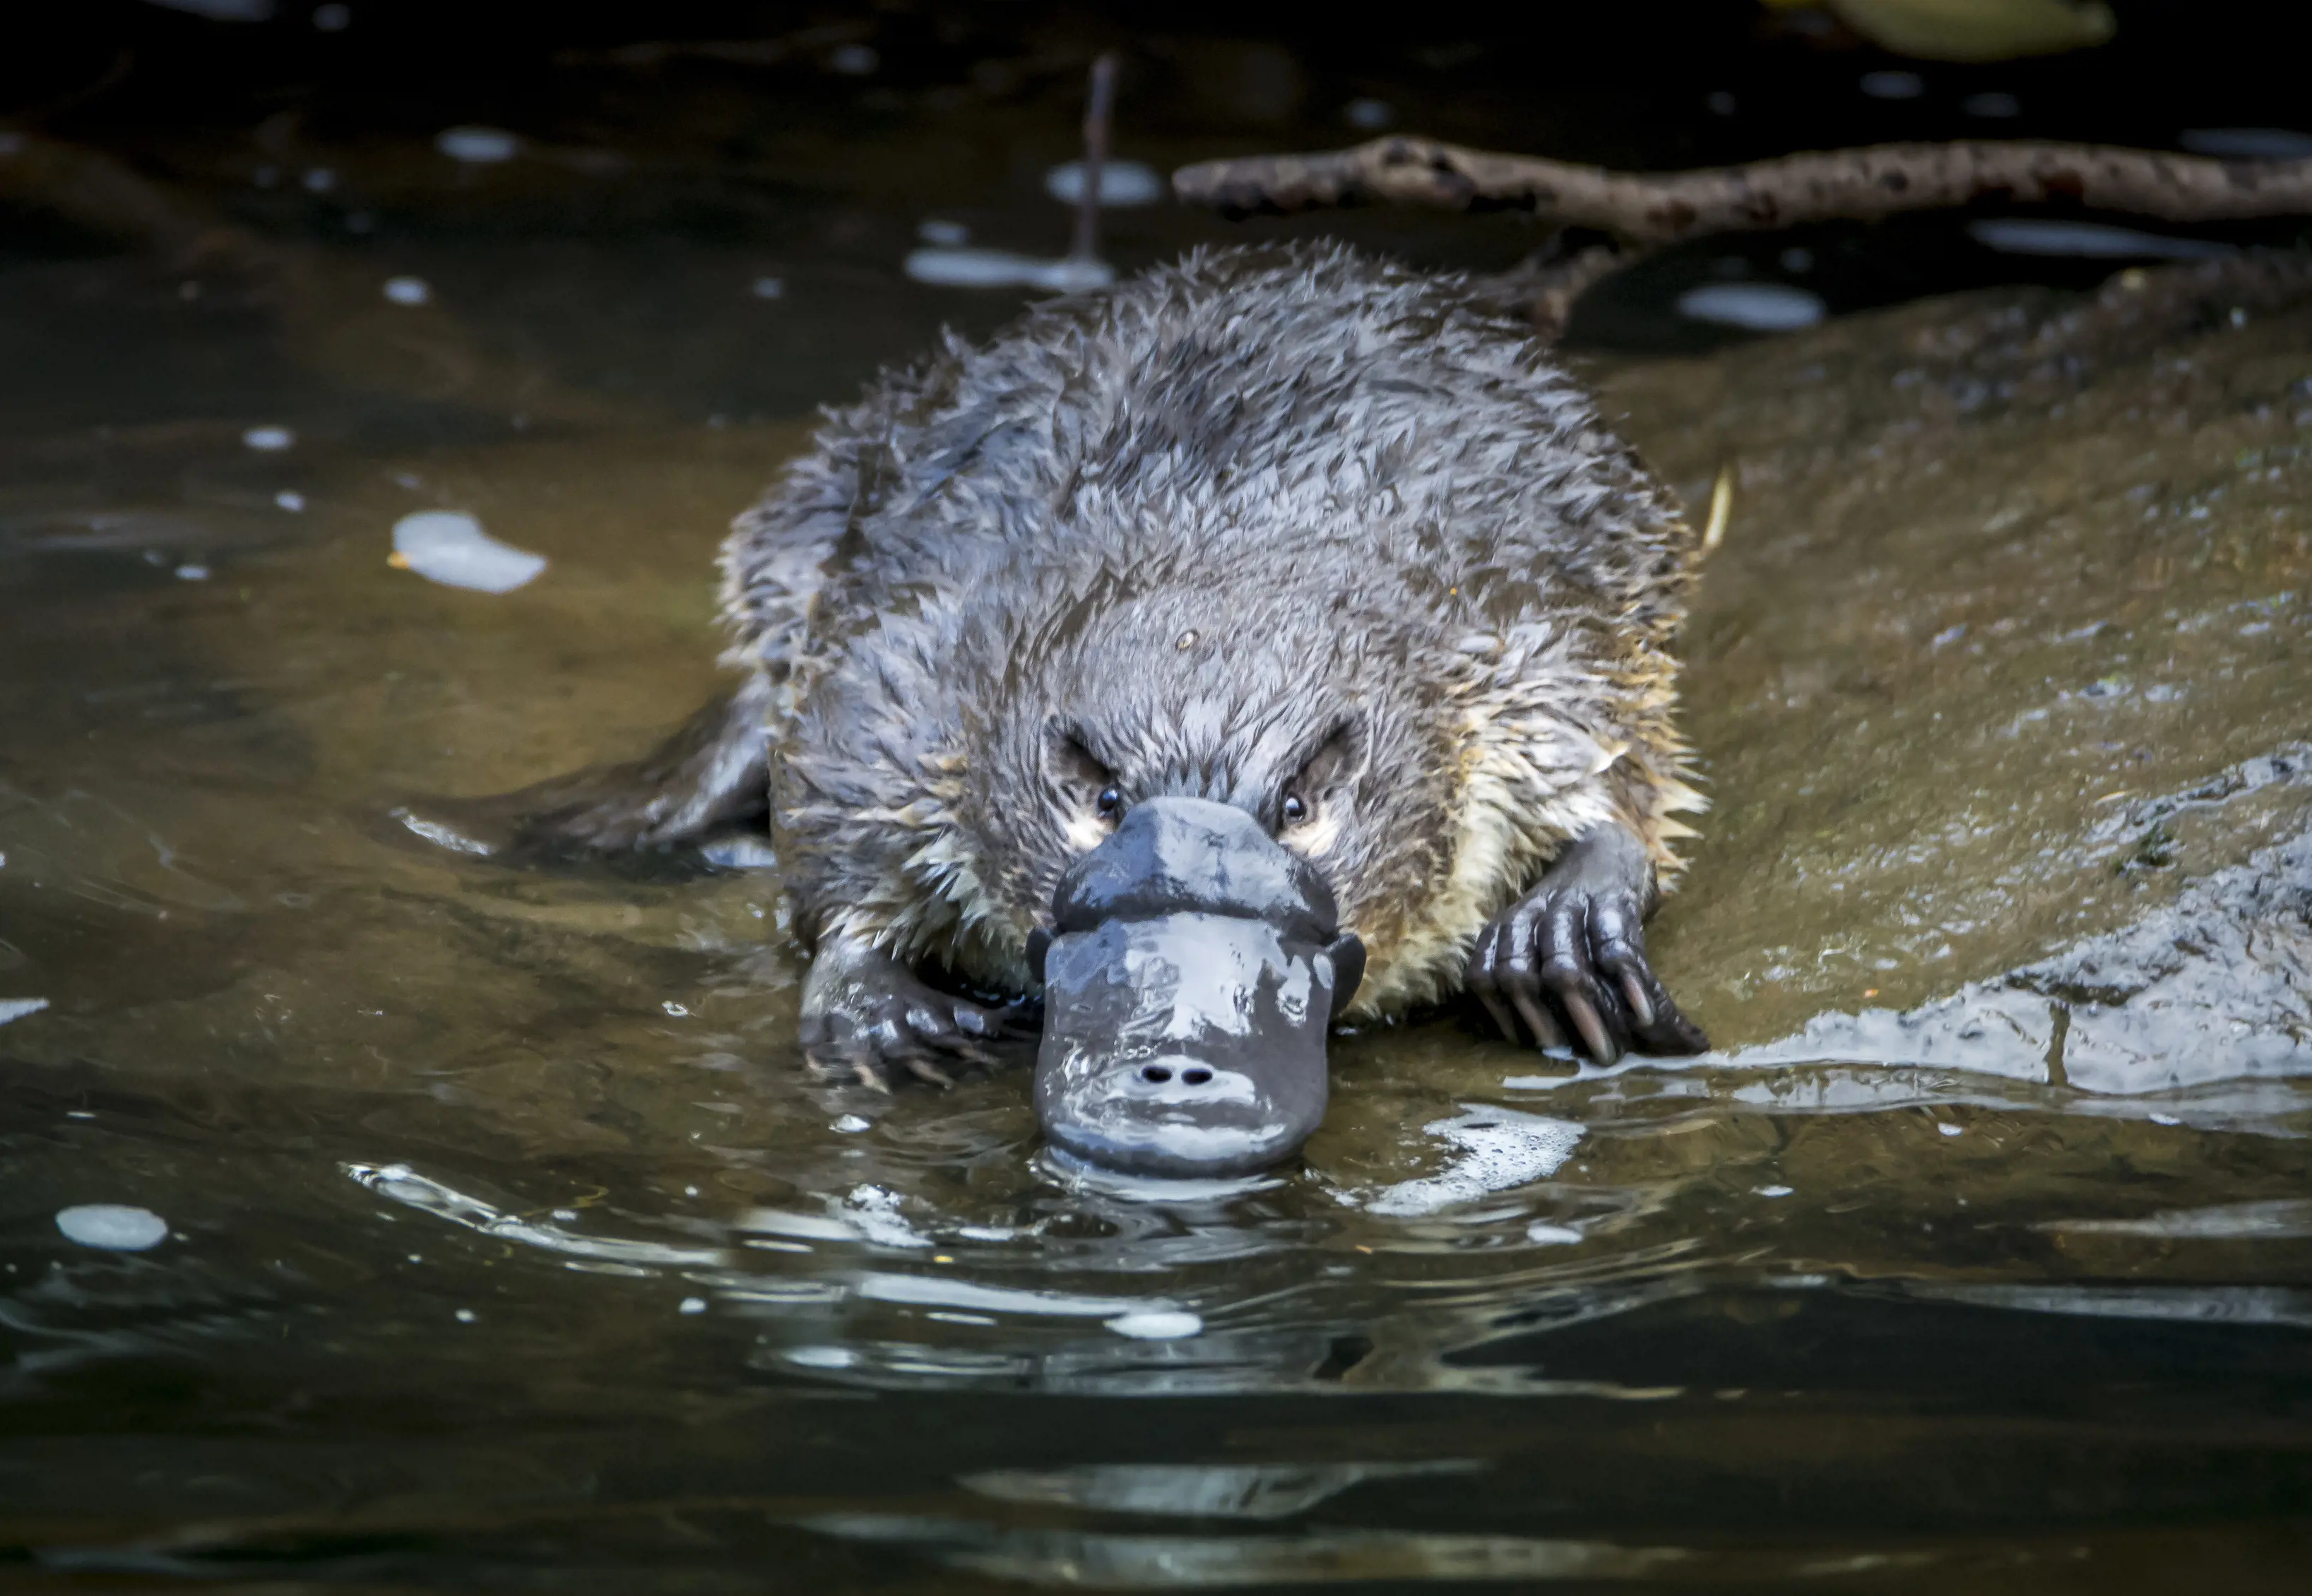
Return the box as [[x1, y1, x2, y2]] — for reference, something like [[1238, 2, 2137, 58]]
[[499, 242, 1709, 1175]]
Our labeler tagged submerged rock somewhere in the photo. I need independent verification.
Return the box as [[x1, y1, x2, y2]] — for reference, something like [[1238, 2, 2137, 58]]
[[1603, 254, 2312, 1094]]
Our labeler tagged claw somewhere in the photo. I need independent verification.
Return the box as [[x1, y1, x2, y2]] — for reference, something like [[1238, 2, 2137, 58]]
[[1510, 989, 1569, 1052], [1619, 970, 1656, 1029], [1562, 990, 1619, 1066], [904, 1054, 956, 1088]]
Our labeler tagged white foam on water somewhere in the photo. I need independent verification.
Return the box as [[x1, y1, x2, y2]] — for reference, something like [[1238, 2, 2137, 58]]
[[241, 424, 295, 451], [1105, 1310, 1203, 1340], [0, 997, 49, 1027], [390, 511, 546, 593], [435, 126, 519, 164], [1676, 282, 1827, 331], [1043, 159, 1165, 208], [1365, 1108, 1584, 1217], [1967, 219, 2233, 260], [2180, 127, 2312, 160], [381, 275, 432, 306], [56, 1204, 170, 1251], [903, 248, 1114, 293]]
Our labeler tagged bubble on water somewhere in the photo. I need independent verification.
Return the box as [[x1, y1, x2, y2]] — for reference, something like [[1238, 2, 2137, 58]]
[[1, 997, 49, 1026], [175, 563, 208, 580], [242, 424, 295, 451], [832, 1114, 872, 1133], [661, 1001, 689, 1017], [55, 1204, 170, 1251], [1967, 219, 2232, 261], [382, 276, 432, 306], [1676, 282, 1827, 332], [1043, 159, 1164, 208], [1938, 1123, 1965, 1138], [389, 511, 546, 593], [1105, 1310, 1203, 1340], [1859, 70, 1923, 100], [1756, 1184, 1795, 1198], [1366, 1108, 1584, 1217], [435, 126, 519, 164], [904, 248, 1113, 294], [678, 1297, 707, 1315], [455, 1308, 478, 1323], [2180, 127, 2312, 160]]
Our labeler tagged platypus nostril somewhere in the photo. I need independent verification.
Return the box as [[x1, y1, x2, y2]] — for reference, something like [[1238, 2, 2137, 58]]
[[1140, 1064, 1173, 1083], [1181, 1066, 1213, 1086]]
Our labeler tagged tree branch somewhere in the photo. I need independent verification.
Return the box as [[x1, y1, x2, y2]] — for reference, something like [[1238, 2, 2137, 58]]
[[1173, 135, 2312, 244]]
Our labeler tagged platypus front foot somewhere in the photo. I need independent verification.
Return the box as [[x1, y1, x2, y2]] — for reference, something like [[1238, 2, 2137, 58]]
[[1467, 823, 1708, 1066], [799, 936, 1008, 1089]]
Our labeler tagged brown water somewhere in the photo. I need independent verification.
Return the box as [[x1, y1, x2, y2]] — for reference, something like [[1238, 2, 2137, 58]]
[[4, 8, 2311, 1590]]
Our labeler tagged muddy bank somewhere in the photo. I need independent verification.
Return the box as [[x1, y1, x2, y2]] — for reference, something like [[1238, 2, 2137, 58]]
[[1599, 254, 2312, 1093]]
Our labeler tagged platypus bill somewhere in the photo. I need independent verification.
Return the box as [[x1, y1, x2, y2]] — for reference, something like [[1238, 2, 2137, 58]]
[[459, 242, 1710, 1178]]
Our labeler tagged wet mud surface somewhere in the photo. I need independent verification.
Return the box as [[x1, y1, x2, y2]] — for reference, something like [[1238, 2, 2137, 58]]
[[4, 11, 2312, 1591]]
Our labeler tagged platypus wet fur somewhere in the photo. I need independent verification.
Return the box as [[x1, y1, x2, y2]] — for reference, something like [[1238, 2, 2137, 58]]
[[500, 242, 1712, 1080]]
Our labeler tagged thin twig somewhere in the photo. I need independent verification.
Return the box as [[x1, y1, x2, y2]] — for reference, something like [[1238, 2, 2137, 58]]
[[1069, 52, 1120, 266], [1174, 134, 2312, 244]]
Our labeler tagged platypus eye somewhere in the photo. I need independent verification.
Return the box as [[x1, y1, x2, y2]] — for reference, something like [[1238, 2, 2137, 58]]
[[1281, 793, 1308, 826], [1096, 785, 1124, 819]]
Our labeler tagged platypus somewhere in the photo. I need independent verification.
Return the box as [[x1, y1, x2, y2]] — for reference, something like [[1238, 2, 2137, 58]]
[[487, 241, 1709, 1174]]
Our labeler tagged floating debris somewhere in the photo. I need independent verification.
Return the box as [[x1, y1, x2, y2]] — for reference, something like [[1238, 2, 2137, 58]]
[[435, 126, 519, 164], [1043, 159, 1165, 208], [903, 248, 1113, 293], [2179, 127, 2312, 160], [242, 424, 294, 451], [55, 1204, 170, 1251], [381, 276, 432, 306], [389, 511, 546, 593], [1676, 282, 1827, 331], [0, 997, 49, 1026], [1105, 1309, 1204, 1340], [1967, 218, 2233, 259]]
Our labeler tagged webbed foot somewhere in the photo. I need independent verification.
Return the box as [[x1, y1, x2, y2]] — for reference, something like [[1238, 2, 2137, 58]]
[[800, 937, 1010, 1089], [1466, 823, 1708, 1064]]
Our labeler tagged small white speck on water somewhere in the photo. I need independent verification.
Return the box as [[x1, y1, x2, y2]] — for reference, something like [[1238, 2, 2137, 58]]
[[678, 1297, 707, 1315], [1756, 1185, 1795, 1198], [2149, 1113, 2182, 1126], [242, 424, 295, 451], [1938, 1123, 1965, 1138], [551, 1208, 578, 1222], [1105, 1310, 1202, 1340], [408, 1253, 422, 1263], [455, 1308, 478, 1323], [275, 489, 306, 511], [832, 1114, 872, 1134], [662, 1001, 689, 1017], [66, 1110, 95, 1120], [435, 126, 519, 164], [684, 1186, 700, 1198], [1044, 159, 1164, 208], [1526, 1222, 1584, 1245], [382, 276, 432, 306], [1859, 70, 1923, 100], [55, 1205, 170, 1251]]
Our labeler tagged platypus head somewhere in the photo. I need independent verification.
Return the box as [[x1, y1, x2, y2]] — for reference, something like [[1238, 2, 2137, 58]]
[[962, 557, 1461, 1178]]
